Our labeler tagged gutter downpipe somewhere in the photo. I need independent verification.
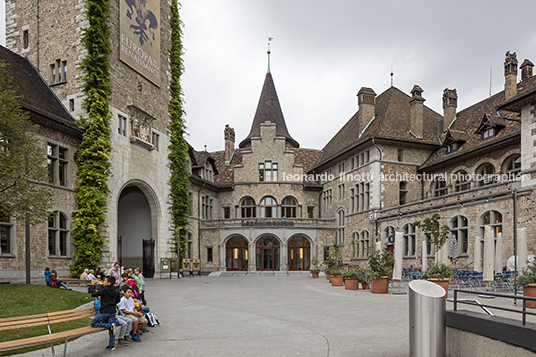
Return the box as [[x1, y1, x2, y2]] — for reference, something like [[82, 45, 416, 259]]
[[371, 136, 382, 245], [513, 188, 518, 304], [36, 0, 40, 71], [197, 183, 205, 276]]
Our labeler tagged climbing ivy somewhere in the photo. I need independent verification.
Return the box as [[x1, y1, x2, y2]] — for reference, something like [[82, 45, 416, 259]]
[[70, 0, 112, 277], [168, 1, 190, 264]]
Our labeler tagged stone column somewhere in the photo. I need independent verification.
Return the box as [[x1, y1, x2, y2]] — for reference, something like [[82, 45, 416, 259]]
[[218, 243, 225, 271], [248, 241, 256, 271]]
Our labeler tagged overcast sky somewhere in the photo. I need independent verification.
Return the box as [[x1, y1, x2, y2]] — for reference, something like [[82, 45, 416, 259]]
[[2, 1, 536, 152]]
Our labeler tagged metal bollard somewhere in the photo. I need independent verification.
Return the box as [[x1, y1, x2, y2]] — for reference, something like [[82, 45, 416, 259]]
[[409, 280, 446, 357]]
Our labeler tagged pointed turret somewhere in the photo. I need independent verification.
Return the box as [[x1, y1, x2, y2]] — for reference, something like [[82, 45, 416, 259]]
[[239, 72, 299, 148]]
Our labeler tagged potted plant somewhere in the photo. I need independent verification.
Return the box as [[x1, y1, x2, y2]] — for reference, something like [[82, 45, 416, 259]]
[[310, 257, 321, 278], [368, 248, 394, 294], [342, 269, 359, 290], [330, 265, 344, 286], [413, 213, 450, 264], [517, 256, 536, 308], [325, 243, 342, 281], [422, 262, 452, 298], [357, 267, 370, 290]]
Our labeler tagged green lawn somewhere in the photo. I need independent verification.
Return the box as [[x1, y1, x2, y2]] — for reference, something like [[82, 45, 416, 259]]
[[0, 284, 94, 356]]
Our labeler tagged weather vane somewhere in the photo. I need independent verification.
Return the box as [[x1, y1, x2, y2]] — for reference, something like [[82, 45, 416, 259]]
[[267, 37, 273, 73]]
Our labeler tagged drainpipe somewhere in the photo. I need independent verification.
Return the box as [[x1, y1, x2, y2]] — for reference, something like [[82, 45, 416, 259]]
[[513, 188, 518, 303], [36, 0, 40, 71], [197, 183, 205, 276]]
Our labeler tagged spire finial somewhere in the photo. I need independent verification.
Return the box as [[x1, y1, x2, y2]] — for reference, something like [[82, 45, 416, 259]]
[[267, 37, 273, 73], [390, 65, 394, 87]]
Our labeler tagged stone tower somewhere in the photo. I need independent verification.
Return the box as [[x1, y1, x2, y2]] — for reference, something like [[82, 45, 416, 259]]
[[6, 0, 174, 275]]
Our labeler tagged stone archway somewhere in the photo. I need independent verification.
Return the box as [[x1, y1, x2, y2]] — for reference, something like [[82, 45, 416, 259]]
[[225, 236, 249, 271], [255, 236, 281, 271], [288, 236, 311, 271]]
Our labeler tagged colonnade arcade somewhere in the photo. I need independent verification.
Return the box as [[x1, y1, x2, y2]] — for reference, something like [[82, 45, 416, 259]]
[[223, 234, 312, 271]]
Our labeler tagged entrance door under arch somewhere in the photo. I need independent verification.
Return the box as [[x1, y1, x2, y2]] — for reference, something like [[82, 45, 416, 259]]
[[226, 236, 249, 271], [288, 236, 311, 271], [256, 236, 280, 271], [118, 186, 151, 270]]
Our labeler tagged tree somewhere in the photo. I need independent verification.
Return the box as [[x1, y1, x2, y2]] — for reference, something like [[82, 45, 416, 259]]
[[0, 61, 51, 224], [413, 213, 450, 263], [168, 1, 190, 263], [70, 0, 113, 277]]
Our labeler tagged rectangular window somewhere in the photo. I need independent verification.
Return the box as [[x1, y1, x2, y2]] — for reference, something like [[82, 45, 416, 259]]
[[0, 211, 12, 254], [23, 30, 29, 49], [223, 206, 230, 219], [322, 188, 332, 213], [207, 247, 213, 262], [188, 192, 193, 215], [397, 149, 405, 162], [152, 132, 160, 151], [48, 211, 69, 256], [118, 115, 127, 136], [337, 183, 345, 200], [47, 143, 68, 186], [399, 181, 408, 205], [338, 163, 345, 175], [307, 206, 314, 218], [202, 195, 213, 219], [69, 99, 75, 112], [50, 59, 67, 85], [258, 160, 278, 182]]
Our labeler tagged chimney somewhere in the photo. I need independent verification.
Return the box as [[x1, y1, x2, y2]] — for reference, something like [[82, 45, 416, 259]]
[[224, 125, 235, 163], [520, 59, 534, 81], [409, 85, 425, 139], [442, 88, 457, 133], [504, 51, 518, 100], [357, 87, 376, 131]]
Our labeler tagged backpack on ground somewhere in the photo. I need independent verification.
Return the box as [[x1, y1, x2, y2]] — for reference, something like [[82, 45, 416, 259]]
[[146, 312, 160, 327]]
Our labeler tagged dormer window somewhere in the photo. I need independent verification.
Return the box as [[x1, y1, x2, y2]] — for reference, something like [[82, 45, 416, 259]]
[[481, 127, 496, 141], [203, 162, 213, 182], [447, 142, 460, 154]]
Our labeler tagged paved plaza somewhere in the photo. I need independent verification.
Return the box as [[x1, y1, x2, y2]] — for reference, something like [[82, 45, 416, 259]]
[[13, 274, 534, 357]]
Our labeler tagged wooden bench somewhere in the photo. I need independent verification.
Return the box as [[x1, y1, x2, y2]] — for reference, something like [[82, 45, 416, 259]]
[[0, 306, 102, 357], [62, 278, 90, 287]]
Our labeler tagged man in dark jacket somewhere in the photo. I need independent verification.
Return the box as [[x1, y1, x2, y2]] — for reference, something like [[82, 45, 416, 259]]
[[90, 276, 120, 350]]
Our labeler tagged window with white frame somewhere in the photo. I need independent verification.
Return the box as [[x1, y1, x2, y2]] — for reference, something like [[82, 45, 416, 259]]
[[260, 197, 277, 218], [338, 163, 345, 175], [118, 115, 127, 136], [479, 210, 502, 238], [403, 223, 416, 257], [450, 215, 469, 255], [50, 59, 67, 84], [48, 211, 69, 256], [356, 182, 370, 211], [258, 160, 278, 182], [47, 143, 69, 187], [322, 188, 332, 213]]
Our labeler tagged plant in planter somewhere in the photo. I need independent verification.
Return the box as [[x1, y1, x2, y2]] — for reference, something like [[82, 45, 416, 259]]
[[413, 213, 450, 263], [368, 248, 394, 293], [517, 256, 536, 308], [310, 257, 321, 278], [329, 265, 344, 286], [342, 269, 359, 290], [422, 262, 452, 297], [356, 267, 370, 289]]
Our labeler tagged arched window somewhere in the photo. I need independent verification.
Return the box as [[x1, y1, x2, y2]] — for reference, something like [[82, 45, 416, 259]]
[[403, 223, 416, 257], [241, 197, 256, 218], [503, 154, 521, 179], [450, 215, 469, 254], [281, 197, 297, 218], [453, 170, 471, 192], [337, 209, 345, 244], [357, 230, 370, 258], [383, 226, 395, 244], [260, 197, 277, 218], [432, 180, 448, 197], [476, 163, 496, 186], [479, 210, 502, 238], [48, 211, 69, 256]]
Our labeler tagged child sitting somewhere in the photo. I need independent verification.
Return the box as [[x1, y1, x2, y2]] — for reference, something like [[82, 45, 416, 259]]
[[121, 272, 140, 298], [49, 270, 71, 290], [118, 285, 148, 341]]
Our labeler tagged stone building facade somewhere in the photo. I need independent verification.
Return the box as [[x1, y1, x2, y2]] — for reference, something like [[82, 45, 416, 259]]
[[3, 0, 536, 278]]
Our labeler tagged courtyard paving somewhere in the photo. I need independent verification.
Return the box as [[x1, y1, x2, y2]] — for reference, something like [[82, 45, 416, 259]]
[[12, 274, 534, 357]]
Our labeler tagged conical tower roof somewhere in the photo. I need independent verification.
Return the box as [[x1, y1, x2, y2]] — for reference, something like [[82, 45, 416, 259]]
[[239, 72, 299, 148]]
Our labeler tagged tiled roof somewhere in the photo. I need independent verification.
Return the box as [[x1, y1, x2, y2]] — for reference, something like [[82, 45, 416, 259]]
[[0, 45, 81, 133], [293, 148, 323, 187], [315, 86, 442, 169], [419, 77, 536, 170], [239, 72, 299, 148]]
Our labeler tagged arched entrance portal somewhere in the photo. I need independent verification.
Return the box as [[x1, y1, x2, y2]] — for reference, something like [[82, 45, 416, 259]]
[[226, 236, 249, 271], [256, 236, 280, 271], [118, 186, 152, 272], [288, 236, 311, 271]]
